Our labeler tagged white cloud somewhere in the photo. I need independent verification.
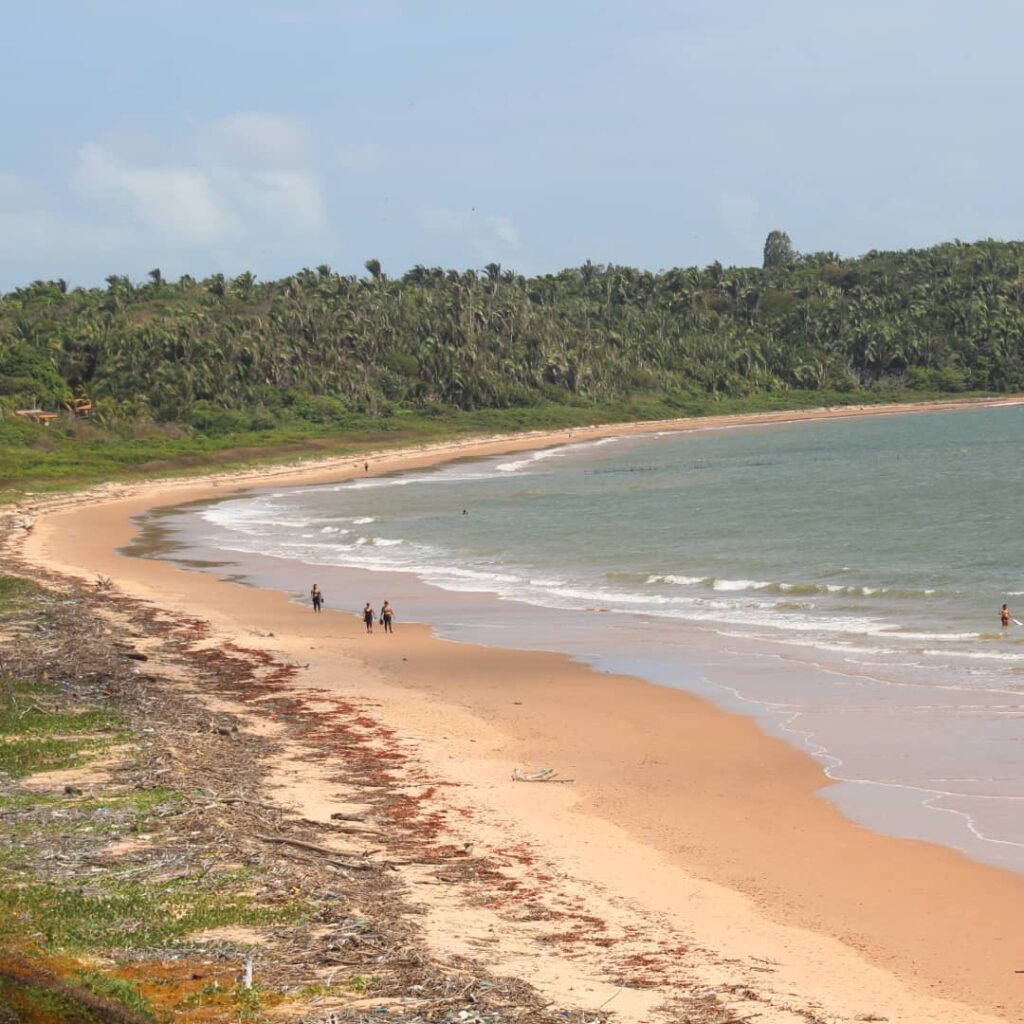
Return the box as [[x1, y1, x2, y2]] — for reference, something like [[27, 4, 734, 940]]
[[228, 169, 325, 233], [420, 206, 520, 259], [0, 113, 334, 286], [0, 172, 137, 279], [72, 141, 235, 246], [58, 114, 327, 257], [206, 112, 311, 170], [336, 143, 386, 172]]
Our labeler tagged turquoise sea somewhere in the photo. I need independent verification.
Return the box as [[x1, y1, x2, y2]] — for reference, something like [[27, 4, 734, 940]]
[[142, 404, 1024, 872]]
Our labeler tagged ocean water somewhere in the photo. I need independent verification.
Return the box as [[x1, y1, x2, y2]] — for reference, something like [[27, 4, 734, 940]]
[[140, 404, 1024, 872]]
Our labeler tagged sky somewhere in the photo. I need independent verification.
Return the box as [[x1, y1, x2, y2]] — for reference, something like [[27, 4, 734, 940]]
[[2, 0, 1023, 289]]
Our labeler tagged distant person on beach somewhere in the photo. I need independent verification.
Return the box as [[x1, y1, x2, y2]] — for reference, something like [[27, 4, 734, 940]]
[[1001, 603, 1012, 628], [364, 461, 369, 473], [310, 584, 323, 613], [363, 602, 375, 633], [380, 601, 394, 633]]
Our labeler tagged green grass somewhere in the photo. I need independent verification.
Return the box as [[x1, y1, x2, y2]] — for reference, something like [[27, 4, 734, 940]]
[[1, 785, 182, 860], [231, 981, 265, 1022], [0, 669, 126, 778], [0, 974, 119, 1024], [0, 705, 124, 737], [0, 788, 186, 846], [0, 792, 63, 811], [73, 969, 153, 1021], [180, 979, 280, 1021], [0, 574, 41, 611], [0, 736, 114, 779], [0, 874, 305, 953]]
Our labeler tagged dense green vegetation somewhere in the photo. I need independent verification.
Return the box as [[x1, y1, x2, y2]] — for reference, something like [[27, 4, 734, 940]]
[[2, 236, 1023, 491]]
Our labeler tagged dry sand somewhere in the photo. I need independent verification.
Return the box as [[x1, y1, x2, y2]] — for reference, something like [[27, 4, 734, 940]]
[[11, 398, 1024, 1023]]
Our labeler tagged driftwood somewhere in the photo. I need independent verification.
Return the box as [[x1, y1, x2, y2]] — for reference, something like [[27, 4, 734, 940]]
[[253, 831, 381, 870], [512, 768, 574, 783]]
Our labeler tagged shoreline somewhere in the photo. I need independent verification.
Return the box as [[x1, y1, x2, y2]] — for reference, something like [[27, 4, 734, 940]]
[[9, 396, 1024, 1023]]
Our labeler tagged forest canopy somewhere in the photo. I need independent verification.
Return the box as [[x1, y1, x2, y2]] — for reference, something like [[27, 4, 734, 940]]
[[2, 237, 1024, 438]]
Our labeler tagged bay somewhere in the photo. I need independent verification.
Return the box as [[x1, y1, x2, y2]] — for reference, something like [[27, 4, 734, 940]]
[[137, 404, 1024, 872]]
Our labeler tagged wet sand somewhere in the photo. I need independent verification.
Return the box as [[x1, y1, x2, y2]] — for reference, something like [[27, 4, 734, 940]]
[[11, 398, 1024, 1023]]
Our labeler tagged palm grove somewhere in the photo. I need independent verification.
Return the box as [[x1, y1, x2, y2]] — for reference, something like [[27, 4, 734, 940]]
[[3, 235, 1024, 436]]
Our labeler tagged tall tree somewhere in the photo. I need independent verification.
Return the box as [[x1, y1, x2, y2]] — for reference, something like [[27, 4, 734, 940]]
[[763, 230, 796, 269]]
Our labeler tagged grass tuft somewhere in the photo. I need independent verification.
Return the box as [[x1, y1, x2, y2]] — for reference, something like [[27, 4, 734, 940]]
[[0, 875, 305, 954], [0, 736, 112, 779]]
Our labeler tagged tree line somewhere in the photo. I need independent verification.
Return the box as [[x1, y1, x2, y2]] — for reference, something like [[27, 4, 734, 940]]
[[2, 236, 1024, 434]]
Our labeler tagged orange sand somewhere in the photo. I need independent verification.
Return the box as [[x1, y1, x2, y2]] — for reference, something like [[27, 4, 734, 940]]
[[11, 398, 1024, 1023]]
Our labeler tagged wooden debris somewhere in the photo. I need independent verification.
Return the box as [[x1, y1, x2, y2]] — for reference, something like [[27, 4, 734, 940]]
[[253, 832, 382, 870], [512, 767, 575, 783], [0, 528, 786, 1024]]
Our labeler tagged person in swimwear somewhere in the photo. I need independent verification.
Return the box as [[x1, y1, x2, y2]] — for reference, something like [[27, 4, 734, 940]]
[[380, 600, 394, 633], [310, 584, 323, 613], [1001, 603, 1012, 628], [363, 602, 375, 633]]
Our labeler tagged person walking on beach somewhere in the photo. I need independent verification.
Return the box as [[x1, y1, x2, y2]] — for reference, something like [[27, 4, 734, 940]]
[[1001, 603, 1013, 628], [310, 584, 323, 613], [380, 600, 394, 633], [362, 602, 375, 633]]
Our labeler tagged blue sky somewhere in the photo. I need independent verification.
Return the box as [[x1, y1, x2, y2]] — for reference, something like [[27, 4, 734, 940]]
[[1, 0, 1022, 288]]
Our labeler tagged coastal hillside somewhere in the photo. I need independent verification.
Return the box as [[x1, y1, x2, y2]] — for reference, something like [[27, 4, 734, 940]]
[[2, 236, 1023, 489]]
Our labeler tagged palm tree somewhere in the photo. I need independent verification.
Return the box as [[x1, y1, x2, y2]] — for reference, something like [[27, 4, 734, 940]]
[[233, 271, 256, 299]]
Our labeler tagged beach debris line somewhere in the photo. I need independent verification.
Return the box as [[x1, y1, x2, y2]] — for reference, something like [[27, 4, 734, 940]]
[[0, 570, 632, 1024], [0, 509, 821, 1024], [512, 767, 574, 783]]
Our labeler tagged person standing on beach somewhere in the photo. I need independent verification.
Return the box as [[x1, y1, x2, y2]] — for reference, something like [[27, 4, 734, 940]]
[[1001, 603, 1012, 628], [380, 601, 394, 633], [363, 602, 375, 633], [310, 584, 323, 613]]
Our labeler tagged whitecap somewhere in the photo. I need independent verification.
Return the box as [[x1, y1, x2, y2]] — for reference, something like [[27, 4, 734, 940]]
[[712, 578, 772, 592], [496, 448, 565, 473]]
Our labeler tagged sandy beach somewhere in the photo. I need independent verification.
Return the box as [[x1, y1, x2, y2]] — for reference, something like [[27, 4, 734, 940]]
[[8, 397, 1024, 1024]]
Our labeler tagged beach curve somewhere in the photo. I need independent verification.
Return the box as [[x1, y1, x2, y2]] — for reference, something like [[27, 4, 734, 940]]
[[7, 396, 1024, 1023]]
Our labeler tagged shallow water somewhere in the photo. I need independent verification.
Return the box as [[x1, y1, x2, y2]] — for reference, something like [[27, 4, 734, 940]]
[[135, 405, 1024, 873]]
